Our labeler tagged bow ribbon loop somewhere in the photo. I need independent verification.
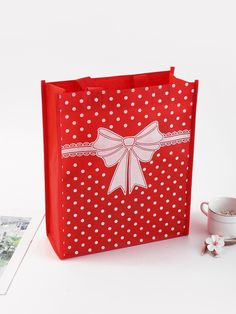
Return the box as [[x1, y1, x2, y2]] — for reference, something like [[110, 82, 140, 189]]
[[93, 121, 163, 195]]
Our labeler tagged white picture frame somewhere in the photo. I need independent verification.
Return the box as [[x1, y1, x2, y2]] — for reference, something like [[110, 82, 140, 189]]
[[0, 211, 44, 295]]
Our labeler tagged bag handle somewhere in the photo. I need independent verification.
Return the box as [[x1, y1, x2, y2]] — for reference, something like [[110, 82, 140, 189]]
[[76, 77, 105, 92], [76, 77, 92, 90], [132, 67, 175, 88], [76, 67, 175, 91]]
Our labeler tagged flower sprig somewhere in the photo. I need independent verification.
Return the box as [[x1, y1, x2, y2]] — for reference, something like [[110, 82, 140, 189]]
[[201, 235, 236, 257]]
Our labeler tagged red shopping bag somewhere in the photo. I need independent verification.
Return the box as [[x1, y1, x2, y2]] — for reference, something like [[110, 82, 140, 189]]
[[41, 68, 198, 259]]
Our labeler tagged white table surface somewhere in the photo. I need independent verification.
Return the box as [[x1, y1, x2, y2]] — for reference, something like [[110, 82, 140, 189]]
[[1, 212, 236, 314], [1, 1, 236, 313]]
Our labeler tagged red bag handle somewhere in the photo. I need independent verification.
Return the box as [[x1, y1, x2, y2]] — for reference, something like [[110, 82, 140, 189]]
[[76, 67, 175, 91]]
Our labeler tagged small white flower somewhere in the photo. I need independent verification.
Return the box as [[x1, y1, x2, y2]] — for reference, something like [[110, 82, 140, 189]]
[[205, 235, 225, 256]]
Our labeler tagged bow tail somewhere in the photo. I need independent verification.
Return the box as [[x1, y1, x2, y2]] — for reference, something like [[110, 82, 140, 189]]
[[129, 151, 147, 194], [108, 151, 129, 195]]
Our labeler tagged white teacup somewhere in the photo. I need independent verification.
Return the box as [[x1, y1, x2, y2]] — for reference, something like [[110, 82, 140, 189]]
[[200, 197, 236, 237]]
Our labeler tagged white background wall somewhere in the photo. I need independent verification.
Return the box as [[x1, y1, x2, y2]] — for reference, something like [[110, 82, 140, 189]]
[[0, 1, 236, 313]]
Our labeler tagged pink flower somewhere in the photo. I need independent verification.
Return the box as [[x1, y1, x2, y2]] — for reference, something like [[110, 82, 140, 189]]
[[205, 235, 225, 256]]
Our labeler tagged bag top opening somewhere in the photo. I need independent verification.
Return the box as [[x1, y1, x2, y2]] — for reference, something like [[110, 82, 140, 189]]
[[45, 68, 175, 93]]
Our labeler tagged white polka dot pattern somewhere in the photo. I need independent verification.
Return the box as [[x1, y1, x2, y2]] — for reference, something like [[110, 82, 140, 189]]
[[53, 72, 198, 258]]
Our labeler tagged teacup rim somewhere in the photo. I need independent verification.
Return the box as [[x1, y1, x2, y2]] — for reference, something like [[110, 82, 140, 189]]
[[208, 196, 236, 217]]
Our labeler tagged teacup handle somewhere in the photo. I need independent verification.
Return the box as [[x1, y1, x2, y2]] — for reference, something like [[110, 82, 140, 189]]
[[200, 201, 209, 216]]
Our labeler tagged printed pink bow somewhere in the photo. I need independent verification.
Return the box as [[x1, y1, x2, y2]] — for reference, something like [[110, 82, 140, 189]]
[[93, 121, 163, 195]]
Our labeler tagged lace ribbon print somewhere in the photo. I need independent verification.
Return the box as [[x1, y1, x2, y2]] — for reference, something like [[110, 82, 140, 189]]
[[61, 121, 190, 195]]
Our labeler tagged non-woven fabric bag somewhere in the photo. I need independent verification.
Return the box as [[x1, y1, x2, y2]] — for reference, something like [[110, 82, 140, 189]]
[[41, 67, 198, 259]]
